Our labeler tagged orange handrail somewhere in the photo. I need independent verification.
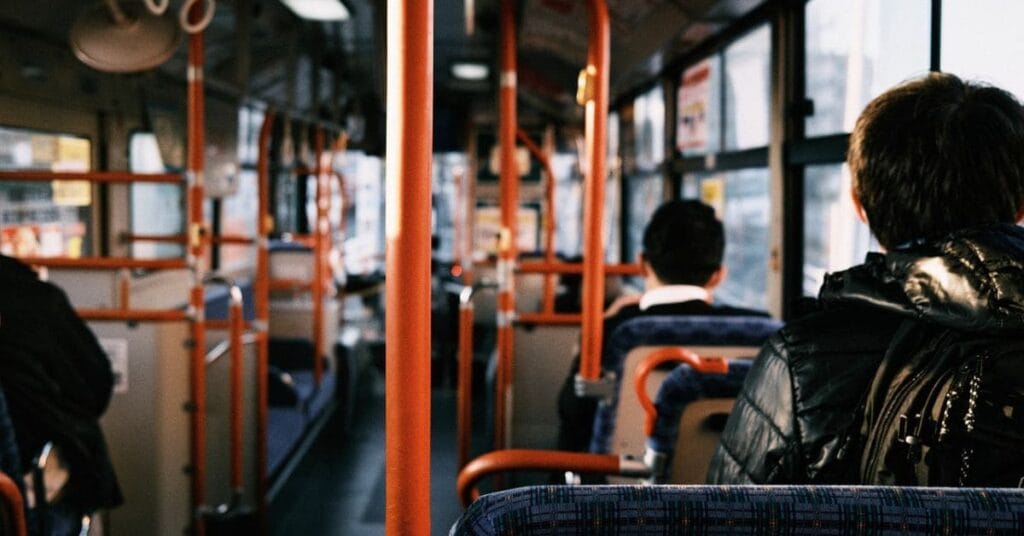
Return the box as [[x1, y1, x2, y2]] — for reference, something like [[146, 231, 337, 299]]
[[384, 0, 433, 533], [457, 449, 620, 506], [185, 6, 209, 532], [0, 472, 27, 536], [0, 170, 182, 183], [312, 128, 329, 386], [578, 0, 611, 381], [515, 312, 583, 325], [515, 128, 558, 314], [633, 347, 729, 437], [494, 0, 518, 453], [254, 110, 275, 526], [78, 309, 189, 322], [19, 257, 187, 270], [121, 233, 255, 245]]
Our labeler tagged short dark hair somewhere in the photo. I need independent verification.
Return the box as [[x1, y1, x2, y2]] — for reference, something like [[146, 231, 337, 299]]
[[642, 200, 724, 285], [849, 73, 1024, 248]]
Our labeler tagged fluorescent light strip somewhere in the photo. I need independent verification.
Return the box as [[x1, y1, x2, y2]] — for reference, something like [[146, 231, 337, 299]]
[[280, 0, 350, 21]]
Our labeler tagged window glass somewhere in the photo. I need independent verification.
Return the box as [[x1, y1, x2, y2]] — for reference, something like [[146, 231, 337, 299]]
[[634, 85, 665, 172], [624, 173, 663, 262], [805, 0, 930, 136], [724, 25, 771, 150], [552, 153, 583, 257], [803, 163, 878, 295], [129, 132, 184, 259], [677, 56, 722, 156], [686, 168, 770, 311], [432, 152, 467, 262], [0, 127, 93, 257], [942, 0, 1024, 99], [336, 151, 385, 275]]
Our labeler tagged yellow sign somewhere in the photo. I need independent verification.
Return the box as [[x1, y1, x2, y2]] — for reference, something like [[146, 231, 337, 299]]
[[51, 180, 92, 207], [700, 176, 726, 219], [56, 137, 91, 171]]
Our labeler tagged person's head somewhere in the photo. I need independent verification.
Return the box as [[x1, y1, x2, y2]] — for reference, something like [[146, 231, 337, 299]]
[[641, 200, 725, 287], [849, 73, 1024, 249]]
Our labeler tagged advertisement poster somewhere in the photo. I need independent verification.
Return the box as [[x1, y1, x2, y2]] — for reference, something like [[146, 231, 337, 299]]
[[677, 59, 713, 152]]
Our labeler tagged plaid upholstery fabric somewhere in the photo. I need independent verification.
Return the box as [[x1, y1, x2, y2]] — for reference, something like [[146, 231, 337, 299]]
[[647, 361, 753, 456], [452, 485, 1024, 535], [590, 316, 782, 453]]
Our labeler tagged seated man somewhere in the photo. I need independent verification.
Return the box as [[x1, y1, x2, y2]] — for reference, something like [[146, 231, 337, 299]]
[[0, 254, 122, 529], [709, 73, 1024, 486], [557, 200, 768, 453]]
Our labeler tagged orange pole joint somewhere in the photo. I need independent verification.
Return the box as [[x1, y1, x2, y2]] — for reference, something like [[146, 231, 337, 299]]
[[456, 449, 648, 506]]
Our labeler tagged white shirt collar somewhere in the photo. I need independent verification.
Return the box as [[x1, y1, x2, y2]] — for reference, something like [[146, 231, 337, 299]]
[[638, 285, 710, 311]]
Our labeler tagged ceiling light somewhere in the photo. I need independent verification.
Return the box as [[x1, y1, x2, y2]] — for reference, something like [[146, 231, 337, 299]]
[[280, 0, 350, 21], [451, 62, 489, 81]]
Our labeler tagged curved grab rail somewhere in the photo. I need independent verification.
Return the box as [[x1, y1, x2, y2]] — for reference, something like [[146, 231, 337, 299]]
[[202, 275, 246, 500], [457, 449, 631, 507], [634, 348, 729, 437], [143, 0, 170, 15], [456, 281, 499, 469], [0, 472, 26, 536], [180, 0, 216, 34]]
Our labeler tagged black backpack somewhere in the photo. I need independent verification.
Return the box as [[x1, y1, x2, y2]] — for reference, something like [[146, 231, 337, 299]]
[[859, 319, 1024, 487]]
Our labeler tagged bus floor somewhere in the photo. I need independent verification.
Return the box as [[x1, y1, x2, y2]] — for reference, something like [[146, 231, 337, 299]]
[[269, 367, 465, 535]]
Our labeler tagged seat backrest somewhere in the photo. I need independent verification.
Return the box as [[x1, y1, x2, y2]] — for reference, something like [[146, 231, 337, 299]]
[[604, 346, 756, 460], [589, 315, 781, 454], [453, 485, 1024, 535], [643, 359, 755, 483]]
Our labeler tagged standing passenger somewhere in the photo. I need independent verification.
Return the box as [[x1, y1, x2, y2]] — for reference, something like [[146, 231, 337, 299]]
[[709, 73, 1024, 486], [557, 200, 768, 453]]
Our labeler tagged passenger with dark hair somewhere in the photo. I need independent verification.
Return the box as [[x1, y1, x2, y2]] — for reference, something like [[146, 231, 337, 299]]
[[0, 254, 122, 532], [709, 73, 1024, 486], [557, 200, 767, 453]]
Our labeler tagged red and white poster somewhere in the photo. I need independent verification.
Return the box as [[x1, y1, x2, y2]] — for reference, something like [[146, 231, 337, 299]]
[[677, 59, 713, 152]]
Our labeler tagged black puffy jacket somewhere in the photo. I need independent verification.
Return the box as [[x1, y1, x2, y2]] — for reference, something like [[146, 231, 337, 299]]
[[707, 224, 1024, 484]]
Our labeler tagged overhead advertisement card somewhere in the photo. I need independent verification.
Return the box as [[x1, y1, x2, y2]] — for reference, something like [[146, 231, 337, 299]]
[[677, 59, 712, 152]]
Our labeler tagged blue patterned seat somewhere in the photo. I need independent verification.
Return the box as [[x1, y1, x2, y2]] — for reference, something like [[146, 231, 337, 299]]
[[646, 360, 753, 481], [589, 316, 781, 454], [451, 485, 1024, 535]]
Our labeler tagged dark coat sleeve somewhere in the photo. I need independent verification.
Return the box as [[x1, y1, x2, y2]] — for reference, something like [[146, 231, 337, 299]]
[[706, 333, 803, 484]]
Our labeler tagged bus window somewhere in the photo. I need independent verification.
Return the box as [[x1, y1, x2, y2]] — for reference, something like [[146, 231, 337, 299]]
[[552, 153, 582, 257], [624, 84, 666, 262], [941, 0, 1024, 99], [0, 127, 93, 258], [805, 0, 930, 137], [724, 24, 770, 151], [129, 131, 184, 259], [803, 163, 877, 296], [685, 168, 770, 312]]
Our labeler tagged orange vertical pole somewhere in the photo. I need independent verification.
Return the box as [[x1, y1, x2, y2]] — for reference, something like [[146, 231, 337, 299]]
[[495, 0, 518, 453], [456, 289, 474, 469], [312, 128, 327, 385], [186, 7, 208, 533], [229, 289, 245, 496], [578, 0, 610, 381], [255, 111, 274, 526], [385, 0, 432, 533]]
